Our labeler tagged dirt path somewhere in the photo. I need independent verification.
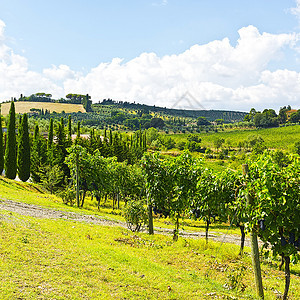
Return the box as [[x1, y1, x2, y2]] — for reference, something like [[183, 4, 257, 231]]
[[0, 198, 254, 248]]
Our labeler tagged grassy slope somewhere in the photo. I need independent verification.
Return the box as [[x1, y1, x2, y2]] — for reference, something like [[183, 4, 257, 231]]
[[0, 178, 299, 299], [1, 101, 86, 116], [169, 125, 300, 152], [1, 211, 300, 299]]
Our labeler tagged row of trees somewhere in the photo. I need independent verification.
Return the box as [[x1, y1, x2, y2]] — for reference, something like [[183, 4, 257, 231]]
[[63, 147, 299, 299], [142, 151, 299, 299], [16, 93, 93, 112], [0, 102, 147, 185], [244, 106, 300, 128], [0, 103, 31, 181]]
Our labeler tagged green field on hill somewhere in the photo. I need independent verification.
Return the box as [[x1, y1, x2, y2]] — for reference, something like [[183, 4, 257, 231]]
[[169, 124, 300, 152]]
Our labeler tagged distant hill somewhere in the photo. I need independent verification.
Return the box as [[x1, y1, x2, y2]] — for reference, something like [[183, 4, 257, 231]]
[[94, 99, 247, 123], [0, 101, 86, 116]]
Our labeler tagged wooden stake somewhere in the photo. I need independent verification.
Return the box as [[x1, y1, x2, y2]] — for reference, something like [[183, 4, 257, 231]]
[[242, 164, 264, 299]]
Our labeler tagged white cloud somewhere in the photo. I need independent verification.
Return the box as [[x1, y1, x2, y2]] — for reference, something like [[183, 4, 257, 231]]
[[1, 18, 300, 112], [0, 20, 63, 100], [152, 0, 168, 7], [291, 0, 300, 21], [43, 64, 80, 82], [64, 25, 299, 111]]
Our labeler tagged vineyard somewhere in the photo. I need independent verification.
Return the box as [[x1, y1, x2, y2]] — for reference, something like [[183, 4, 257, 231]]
[[63, 146, 300, 299], [0, 102, 300, 298]]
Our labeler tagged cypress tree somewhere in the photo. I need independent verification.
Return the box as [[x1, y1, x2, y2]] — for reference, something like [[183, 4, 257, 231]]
[[4, 102, 17, 179], [67, 115, 72, 143], [89, 128, 95, 151], [76, 121, 80, 139], [17, 114, 30, 181], [31, 123, 47, 182], [47, 118, 54, 166], [0, 114, 3, 175], [109, 130, 113, 145], [34, 123, 40, 139], [47, 118, 53, 151], [104, 128, 107, 143]]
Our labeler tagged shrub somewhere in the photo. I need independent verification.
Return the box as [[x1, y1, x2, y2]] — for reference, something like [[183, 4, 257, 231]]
[[59, 187, 76, 206], [123, 200, 148, 232]]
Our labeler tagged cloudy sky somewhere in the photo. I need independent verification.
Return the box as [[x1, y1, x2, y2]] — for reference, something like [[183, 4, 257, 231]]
[[1, 0, 300, 112]]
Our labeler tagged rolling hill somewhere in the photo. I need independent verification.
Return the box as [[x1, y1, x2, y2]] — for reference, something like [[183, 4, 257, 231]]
[[0, 101, 86, 116]]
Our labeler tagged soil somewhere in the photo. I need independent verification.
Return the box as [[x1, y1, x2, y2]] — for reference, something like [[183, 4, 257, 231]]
[[0, 198, 257, 248]]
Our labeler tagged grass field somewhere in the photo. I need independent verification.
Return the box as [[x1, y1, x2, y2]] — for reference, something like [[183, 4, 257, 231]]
[[1, 211, 300, 299], [0, 177, 299, 299], [0, 101, 86, 116], [169, 124, 300, 152]]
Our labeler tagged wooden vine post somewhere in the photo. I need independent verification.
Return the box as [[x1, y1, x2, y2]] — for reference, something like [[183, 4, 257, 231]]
[[242, 164, 264, 299], [147, 196, 154, 235]]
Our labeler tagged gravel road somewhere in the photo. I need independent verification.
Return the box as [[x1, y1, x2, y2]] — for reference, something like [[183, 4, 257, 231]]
[[0, 198, 255, 248]]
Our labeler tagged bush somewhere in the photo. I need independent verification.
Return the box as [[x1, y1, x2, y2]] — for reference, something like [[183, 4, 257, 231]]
[[177, 141, 186, 150], [59, 187, 76, 206], [123, 200, 148, 232]]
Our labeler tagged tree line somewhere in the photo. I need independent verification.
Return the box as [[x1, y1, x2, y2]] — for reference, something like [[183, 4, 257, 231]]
[[0, 102, 147, 187], [244, 106, 300, 128], [13, 93, 93, 112]]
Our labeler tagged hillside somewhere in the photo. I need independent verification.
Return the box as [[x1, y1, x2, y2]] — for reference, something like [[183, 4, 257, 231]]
[[0, 177, 299, 299], [93, 99, 247, 123], [168, 124, 300, 152], [0, 101, 86, 116]]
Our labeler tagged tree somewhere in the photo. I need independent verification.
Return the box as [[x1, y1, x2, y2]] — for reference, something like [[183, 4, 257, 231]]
[[39, 165, 64, 194], [47, 118, 54, 165], [149, 117, 165, 129], [240, 153, 300, 299], [76, 121, 80, 139], [215, 119, 224, 125], [214, 137, 225, 152], [0, 114, 3, 175], [4, 102, 17, 179], [289, 110, 300, 123], [17, 114, 30, 182], [31, 123, 47, 182], [197, 116, 210, 126], [254, 109, 279, 128], [67, 115, 72, 144], [54, 118, 69, 180], [278, 106, 288, 124]]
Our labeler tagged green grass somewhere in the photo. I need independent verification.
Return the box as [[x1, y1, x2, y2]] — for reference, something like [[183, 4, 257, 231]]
[[0, 176, 123, 222], [0, 177, 300, 299], [169, 125, 300, 152], [0, 211, 299, 299]]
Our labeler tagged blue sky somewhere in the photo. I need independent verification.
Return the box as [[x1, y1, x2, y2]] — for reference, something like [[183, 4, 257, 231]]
[[1, 0, 300, 111]]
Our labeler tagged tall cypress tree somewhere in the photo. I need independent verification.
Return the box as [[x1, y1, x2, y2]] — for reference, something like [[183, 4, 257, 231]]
[[0, 114, 4, 175], [76, 121, 80, 139], [47, 118, 54, 165], [31, 123, 47, 182], [47, 118, 54, 150], [17, 113, 30, 181], [67, 115, 72, 144], [4, 102, 17, 179]]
